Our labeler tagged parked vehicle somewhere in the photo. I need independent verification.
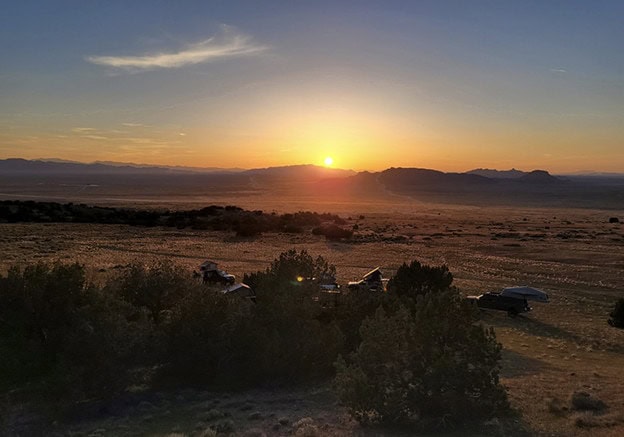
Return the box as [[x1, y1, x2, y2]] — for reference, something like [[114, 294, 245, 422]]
[[466, 292, 531, 317]]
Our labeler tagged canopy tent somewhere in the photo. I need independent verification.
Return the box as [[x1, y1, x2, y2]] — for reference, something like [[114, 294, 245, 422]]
[[501, 286, 549, 303]]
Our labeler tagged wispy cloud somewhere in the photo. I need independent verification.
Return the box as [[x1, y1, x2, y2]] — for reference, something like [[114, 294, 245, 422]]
[[85, 27, 267, 72], [81, 134, 109, 141]]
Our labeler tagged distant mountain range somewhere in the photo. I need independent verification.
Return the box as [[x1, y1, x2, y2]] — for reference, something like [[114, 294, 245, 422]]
[[0, 158, 243, 174], [1, 158, 623, 209], [245, 164, 355, 181], [466, 168, 528, 178], [1, 158, 621, 179], [0, 158, 584, 189], [350, 167, 563, 199]]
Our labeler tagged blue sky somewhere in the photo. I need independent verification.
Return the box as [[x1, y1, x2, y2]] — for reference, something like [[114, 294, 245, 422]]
[[1, 1, 623, 171]]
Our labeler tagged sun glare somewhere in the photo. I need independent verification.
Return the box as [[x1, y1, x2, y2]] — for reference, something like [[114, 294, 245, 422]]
[[324, 156, 334, 167]]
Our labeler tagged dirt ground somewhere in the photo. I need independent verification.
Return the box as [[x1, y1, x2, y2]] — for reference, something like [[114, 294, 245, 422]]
[[1, 197, 623, 436]]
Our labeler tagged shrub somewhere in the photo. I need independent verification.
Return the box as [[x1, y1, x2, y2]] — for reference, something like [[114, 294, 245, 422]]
[[165, 250, 343, 386], [0, 263, 153, 399], [111, 261, 192, 324], [235, 216, 264, 237], [56, 289, 155, 398], [311, 224, 353, 241], [282, 223, 304, 233], [250, 250, 343, 380], [386, 260, 453, 298], [571, 391, 607, 412], [251, 293, 344, 382], [608, 298, 624, 328], [241, 250, 343, 381], [0, 263, 90, 376], [244, 249, 335, 291], [163, 286, 256, 384], [334, 289, 508, 429], [332, 288, 384, 353]]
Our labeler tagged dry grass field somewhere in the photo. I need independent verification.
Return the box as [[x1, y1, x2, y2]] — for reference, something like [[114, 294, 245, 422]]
[[1, 195, 623, 436]]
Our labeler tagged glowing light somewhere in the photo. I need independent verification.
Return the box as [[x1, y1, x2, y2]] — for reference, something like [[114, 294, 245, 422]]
[[296, 276, 304, 282], [324, 156, 334, 167]]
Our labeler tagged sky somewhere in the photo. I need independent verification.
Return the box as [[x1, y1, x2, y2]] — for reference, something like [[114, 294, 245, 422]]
[[1, 0, 623, 173]]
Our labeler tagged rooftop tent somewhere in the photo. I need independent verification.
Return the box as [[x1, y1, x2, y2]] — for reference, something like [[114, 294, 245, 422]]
[[362, 267, 382, 282], [501, 286, 549, 303]]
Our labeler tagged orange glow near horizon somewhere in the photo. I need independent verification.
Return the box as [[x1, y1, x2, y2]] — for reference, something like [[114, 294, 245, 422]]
[[2, 98, 624, 173], [2, 4, 624, 174]]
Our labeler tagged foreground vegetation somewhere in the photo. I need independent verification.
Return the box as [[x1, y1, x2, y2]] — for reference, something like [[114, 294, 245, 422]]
[[0, 250, 510, 433]]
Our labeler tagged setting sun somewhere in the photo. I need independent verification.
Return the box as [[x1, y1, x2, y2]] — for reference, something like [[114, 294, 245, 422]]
[[324, 156, 334, 167]]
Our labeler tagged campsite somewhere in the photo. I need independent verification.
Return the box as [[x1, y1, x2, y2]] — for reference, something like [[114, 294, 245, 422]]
[[1, 197, 623, 436], [4, 0, 624, 433]]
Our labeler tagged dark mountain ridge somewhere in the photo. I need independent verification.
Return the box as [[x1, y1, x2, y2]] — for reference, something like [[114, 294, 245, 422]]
[[379, 167, 492, 191], [4, 158, 623, 209], [244, 164, 355, 181], [0, 158, 192, 175], [467, 168, 527, 178]]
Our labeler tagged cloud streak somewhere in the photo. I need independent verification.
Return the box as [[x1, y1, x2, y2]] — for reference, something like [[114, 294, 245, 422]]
[[85, 27, 267, 72]]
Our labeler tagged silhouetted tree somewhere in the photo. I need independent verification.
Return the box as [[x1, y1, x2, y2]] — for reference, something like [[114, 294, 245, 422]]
[[335, 289, 508, 429], [113, 261, 191, 324], [387, 260, 453, 298]]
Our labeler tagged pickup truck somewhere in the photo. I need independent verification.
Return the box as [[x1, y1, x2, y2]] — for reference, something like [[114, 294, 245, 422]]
[[466, 292, 531, 317]]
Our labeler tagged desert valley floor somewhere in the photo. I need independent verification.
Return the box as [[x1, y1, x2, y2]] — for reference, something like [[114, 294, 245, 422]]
[[1, 196, 624, 436]]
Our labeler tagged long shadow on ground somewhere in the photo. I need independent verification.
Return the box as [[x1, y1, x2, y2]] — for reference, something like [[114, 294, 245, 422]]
[[484, 311, 581, 343]]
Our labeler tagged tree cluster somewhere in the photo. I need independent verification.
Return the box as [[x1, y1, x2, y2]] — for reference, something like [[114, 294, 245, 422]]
[[0, 251, 509, 430], [0, 200, 347, 238]]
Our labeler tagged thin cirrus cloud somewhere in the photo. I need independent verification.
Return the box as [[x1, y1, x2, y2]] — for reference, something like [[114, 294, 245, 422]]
[[85, 28, 268, 72]]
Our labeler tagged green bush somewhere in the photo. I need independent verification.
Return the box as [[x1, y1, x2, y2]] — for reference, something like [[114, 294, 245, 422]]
[[235, 216, 264, 237], [160, 250, 343, 386], [334, 289, 508, 429], [162, 286, 255, 384], [251, 284, 344, 382], [0, 263, 89, 378], [244, 249, 335, 291], [1, 253, 504, 419], [55, 290, 156, 398], [111, 261, 192, 324], [608, 298, 624, 328], [386, 260, 453, 298], [240, 250, 343, 381], [331, 288, 384, 353], [0, 263, 153, 399], [312, 224, 353, 241]]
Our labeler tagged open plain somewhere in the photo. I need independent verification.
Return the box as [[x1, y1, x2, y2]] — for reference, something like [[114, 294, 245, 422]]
[[1, 192, 623, 436]]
